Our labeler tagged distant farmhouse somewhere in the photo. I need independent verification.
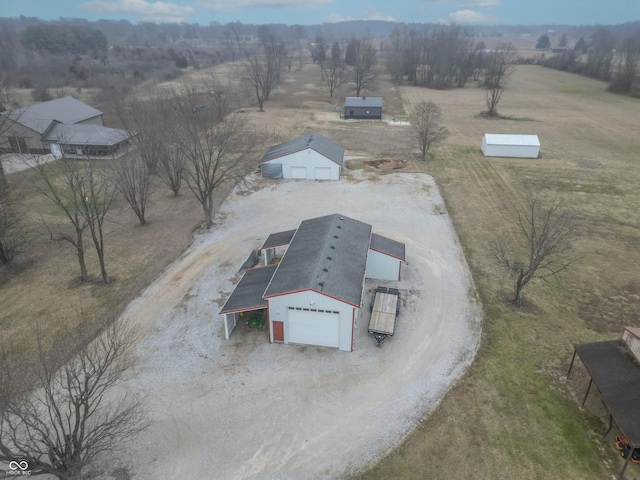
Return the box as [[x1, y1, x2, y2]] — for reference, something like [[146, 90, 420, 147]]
[[260, 133, 344, 180], [344, 97, 382, 120], [220, 213, 406, 351], [1, 97, 132, 157]]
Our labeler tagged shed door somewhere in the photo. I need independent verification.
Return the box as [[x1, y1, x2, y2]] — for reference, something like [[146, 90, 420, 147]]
[[288, 308, 340, 348], [315, 167, 332, 180], [290, 166, 307, 179]]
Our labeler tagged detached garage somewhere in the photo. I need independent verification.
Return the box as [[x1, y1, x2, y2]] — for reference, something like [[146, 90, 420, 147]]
[[220, 214, 406, 352], [481, 134, 540, 158], [344, 97, 383, 120], [261, 133, 344, 180]]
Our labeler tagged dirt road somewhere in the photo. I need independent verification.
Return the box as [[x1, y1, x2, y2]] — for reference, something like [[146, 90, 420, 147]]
[[115, 171, 482, 479]]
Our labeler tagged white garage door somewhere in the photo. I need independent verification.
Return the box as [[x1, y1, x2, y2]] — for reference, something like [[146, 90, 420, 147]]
[[290, 166, 307, 179], [288, 308, 340, 348], [315, 167, 332, 180]]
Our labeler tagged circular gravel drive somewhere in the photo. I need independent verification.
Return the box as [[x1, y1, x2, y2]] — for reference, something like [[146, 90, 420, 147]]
[[118, 172, 482, 480]]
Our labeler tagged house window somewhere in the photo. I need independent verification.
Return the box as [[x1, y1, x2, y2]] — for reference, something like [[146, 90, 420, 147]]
[[9, 136, 28, 153]]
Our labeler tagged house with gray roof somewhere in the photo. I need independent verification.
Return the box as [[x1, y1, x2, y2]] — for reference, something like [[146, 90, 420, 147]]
[[1, 96, 132, 156], [260, 133, 344, 180], [220, 213, 406, 351], [344, 96, 382, 120]]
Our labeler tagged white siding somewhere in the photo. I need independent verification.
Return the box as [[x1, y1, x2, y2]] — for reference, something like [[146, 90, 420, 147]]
[[267, 290, 354, 351], [365, 249, 401, 281], [263, 149, 340, 180], [622, 329, 640, 363], [481, 134, 540, 158], [224, 312, 239, 339]]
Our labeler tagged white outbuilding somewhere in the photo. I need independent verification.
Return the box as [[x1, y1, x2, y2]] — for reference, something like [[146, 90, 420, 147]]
[[481, 134, 540, 158], [260, 133, 344, 180], [219, 214, 406, 351]]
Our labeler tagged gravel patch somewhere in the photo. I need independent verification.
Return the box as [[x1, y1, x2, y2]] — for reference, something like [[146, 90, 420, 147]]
[[114, 171, 482, 480]]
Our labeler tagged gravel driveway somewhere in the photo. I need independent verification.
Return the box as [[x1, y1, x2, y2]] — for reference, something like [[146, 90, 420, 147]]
[[116, 171, 482, 480]]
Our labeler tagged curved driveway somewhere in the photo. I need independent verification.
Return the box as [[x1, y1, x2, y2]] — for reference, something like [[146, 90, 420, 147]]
[[118, 172, 482, 480]]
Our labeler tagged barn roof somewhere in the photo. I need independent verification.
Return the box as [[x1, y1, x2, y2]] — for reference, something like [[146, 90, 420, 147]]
[[7, 97, 103, 134], [44, 123, 131, 146], [370, 233, 406, 261], [263, 214, 372, 306], [483, 134, 540, 147], [219, 265, 278, 314], [260, 133, 344, 166], [345, 97, 383, 108]]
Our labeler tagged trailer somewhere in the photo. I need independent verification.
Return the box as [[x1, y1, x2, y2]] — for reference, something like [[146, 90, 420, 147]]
[[368, 286, 400, 346]]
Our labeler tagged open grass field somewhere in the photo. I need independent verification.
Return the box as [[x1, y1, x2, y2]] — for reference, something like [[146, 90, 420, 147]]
[[2, 48, 640, 478], [353, 67, 640, 479]]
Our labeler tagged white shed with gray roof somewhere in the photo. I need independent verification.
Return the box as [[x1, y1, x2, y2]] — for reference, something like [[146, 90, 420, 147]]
[[260, 133, 344, 180], [219, 213, 406, 351], [481, 134, 540, 158]]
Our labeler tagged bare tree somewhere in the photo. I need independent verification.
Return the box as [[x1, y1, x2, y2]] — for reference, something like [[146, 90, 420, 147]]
[[610, 32, 640, 93], [241, 48, 281, 112], [0, 192, 25, 264], [348, 37, 378, 96], [77, 159, 117, 284], [31, 155, 115, 284], [115, 93, 164, 174], [413, 101, 449, 161], [167, 85, 259, 227], [156, 145, 185, 197], [0, 76, 20, 192], [114, 156, 152, 226], [585, 28, 616, 81], [32, 157, 90, 282], [483, 43, 517, 117], [492, 193, 579, 306], [0, 311, 148, 479], [320, 58, 345, 97]]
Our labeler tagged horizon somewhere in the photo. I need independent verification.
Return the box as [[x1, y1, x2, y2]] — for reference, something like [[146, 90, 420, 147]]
[[1, 0, 637, 27]]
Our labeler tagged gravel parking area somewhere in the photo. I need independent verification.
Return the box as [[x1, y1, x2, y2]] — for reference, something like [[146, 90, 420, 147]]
[[115, 171, 482, 480]]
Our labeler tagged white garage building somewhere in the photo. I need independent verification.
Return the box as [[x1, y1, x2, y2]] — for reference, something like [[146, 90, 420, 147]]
[[260, 133, 344, 180], [219, 214, 406, 351], [481, 134, 540, 158]]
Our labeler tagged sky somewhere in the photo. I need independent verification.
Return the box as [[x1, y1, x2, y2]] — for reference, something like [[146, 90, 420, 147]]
[[0, 0, 638, 26]]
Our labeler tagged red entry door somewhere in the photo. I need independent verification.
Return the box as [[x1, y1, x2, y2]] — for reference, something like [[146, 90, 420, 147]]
[[273, 321, 284, 342]]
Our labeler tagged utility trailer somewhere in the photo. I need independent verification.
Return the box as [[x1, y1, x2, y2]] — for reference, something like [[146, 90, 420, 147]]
[[368, 286, 400, 346]]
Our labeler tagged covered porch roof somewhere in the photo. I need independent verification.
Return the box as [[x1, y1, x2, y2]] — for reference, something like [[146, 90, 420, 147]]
[[260, 229, 296, 250], [568, 340, 640, 476], [219, 265, 277, 315]]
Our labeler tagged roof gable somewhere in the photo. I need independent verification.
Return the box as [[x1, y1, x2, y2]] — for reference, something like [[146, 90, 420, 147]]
[[260, 133, 344, 166], [8, 97, 102, 134], [263, 214, 371, 306]]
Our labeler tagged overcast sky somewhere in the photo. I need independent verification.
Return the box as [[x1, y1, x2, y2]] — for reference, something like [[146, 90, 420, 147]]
[[1, 0, 637, 26]]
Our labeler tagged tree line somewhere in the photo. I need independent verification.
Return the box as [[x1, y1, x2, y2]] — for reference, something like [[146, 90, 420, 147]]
[[537, 28, 640, 95]]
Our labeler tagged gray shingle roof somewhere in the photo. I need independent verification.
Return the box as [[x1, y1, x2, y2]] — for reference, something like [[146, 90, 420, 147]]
[[263, 214, 372, 306], [345, 97, 383, 108], [44, 123, 131, 146], [261, 229, 297, 250], [219, 265, 278, 314], [8, 97, 102, 134], [370, 233, 406, 261], [260, 133, 344, 167]]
